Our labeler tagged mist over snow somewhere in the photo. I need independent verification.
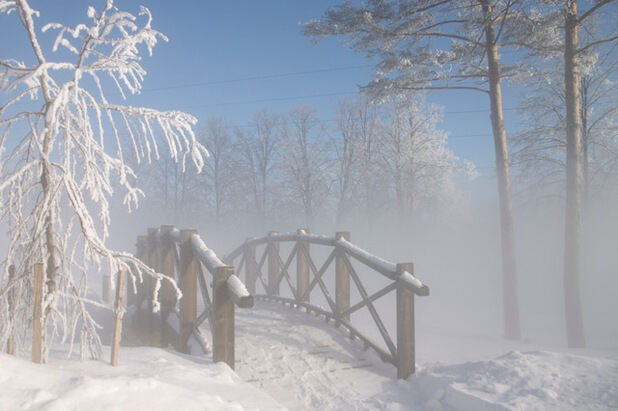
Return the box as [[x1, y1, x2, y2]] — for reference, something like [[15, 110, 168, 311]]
[[1, 0, 617, 410]]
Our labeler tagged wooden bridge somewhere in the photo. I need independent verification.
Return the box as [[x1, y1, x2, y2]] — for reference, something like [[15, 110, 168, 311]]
[[127, 226, 429, 380]]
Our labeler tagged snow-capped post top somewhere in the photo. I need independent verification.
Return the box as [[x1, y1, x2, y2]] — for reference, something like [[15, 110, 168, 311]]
[[226, 274, 253, 308]]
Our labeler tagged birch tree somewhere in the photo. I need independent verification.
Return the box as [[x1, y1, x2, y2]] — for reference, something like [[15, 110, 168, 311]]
[[304, 0, 524, 338], [0, 0, 207, 359]]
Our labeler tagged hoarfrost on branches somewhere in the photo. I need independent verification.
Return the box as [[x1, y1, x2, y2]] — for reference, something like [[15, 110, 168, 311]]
[[0, 0, 207, 360]]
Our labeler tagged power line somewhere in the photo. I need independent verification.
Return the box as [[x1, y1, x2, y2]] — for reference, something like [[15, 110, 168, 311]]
[[140, 64, 374, 93], [177, 90, 519, 111], [180, 91, 359, 109]]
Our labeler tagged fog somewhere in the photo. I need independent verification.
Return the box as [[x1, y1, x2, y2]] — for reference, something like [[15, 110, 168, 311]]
[[108, 174, 618, 359]]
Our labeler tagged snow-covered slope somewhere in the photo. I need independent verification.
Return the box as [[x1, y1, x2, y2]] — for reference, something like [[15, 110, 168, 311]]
[[418, 350, 618, 410], [0, 347, 282, 411], [1, 300, 616, 410], [232, 301, 618, 410]]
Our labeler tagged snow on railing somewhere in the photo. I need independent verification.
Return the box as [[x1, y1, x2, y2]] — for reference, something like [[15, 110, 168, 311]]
[[225, 229, 430, 379], [226, 231, 428, 295], [132, 226, 254, 370], [190, 233, 226, 272]]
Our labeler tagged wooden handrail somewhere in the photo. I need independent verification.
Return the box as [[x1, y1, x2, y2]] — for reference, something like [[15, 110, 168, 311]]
[[225, 231, 429, 296], [130, 226, 254, 370], [226, 229, 430, 379]]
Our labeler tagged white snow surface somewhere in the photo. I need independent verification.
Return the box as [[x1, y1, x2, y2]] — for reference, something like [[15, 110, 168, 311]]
[[1, 300, 616, 410], [231, 301, 618, 410], [0, 347, 282, 411]]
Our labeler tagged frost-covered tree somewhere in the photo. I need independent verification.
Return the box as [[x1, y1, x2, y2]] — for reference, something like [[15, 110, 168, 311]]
[[281, 106, 330, 228], [0, 0, 207, 360], [376, 94, 475, 217], [304, 0, 525, 339], [333, 99, 361, 225], [510, 0, 616, 348], [235, 110, 282, 224], [514, 43, 617, 203], [200, 117, 236, 227]]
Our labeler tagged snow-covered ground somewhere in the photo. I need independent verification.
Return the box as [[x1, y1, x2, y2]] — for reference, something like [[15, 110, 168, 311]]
[[233, 300, 618, 410], [1, 300, 616, 410], [0, 347, 282, 411]]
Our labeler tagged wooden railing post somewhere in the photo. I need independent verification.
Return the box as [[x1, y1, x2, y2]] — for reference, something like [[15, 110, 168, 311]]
[[297, 228, 309, 302], [32, 262, 44, 364], [213, 266, 235, 368], [267, 231, 280, 296], [6, 265, 16, 355], [159, 225, 175, 348], [396, 262, 415, 379], [180, 229, 197, 353], [335, 232, 351, 323], [111, 267, 126, 366], [146, 227, 159, 338], [245, 240, 256, 295], [135, 235, 146, 313]]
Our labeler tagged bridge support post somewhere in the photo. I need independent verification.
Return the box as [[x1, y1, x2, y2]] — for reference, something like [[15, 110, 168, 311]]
[[147, 227, 159, 341], [245, 240, 256, 295], [160, 225, 176, 348], [134, 236, 146, 313], [297, 228, 310, 302], [396, 262, 415, 379], [268, 231, 280, 296], [213, 266, 235, 369], [335, 232, 351, 324], [180, 229, 198, 353]]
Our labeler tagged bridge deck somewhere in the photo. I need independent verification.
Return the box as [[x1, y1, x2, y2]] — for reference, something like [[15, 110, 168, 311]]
[[218, 300, 420, 410]]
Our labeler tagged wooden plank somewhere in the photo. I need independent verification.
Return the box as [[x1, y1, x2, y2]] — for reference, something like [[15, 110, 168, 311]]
[[274, 243, 299, 300], [335, 232, 350, 322], [135, 236, 147, 312], [396, 262, 415, 379], [110, 268, 126, 366], [32, 263, 44, 364], [298, 246, 337, 313], [343, 255, 397, 358], [226, 274, 253, 308], [213, 266, 235, 369], [297, 229, 310, 302], [146, 228, 159, 337], [245, 242, 256, 295], [195, 264, 214, 336], [159, 225, 175, 348], [340, 282, 397, 318], [267, 231, 280, 296], [180, 229, 198, 353]]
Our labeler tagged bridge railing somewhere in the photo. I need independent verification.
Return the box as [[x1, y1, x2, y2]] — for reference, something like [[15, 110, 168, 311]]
[[130, 225, 253, 369], [225, 229, 429, 379]]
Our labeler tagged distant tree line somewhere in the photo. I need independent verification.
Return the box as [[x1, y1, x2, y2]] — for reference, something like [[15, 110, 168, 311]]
[[129, 94, 476, 232]]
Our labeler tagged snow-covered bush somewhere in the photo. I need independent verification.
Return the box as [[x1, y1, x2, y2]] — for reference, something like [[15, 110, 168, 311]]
[[0, 0, 207, 360]]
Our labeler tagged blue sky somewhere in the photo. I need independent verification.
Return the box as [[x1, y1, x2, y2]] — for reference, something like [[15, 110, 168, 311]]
[[0, 0, 527, 178]]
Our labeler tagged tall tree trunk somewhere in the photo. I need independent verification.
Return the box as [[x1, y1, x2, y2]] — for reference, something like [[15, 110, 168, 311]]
[[563, 0, 586, 348], [481, 0, 521, 340], [580, 76, 590, 206]]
